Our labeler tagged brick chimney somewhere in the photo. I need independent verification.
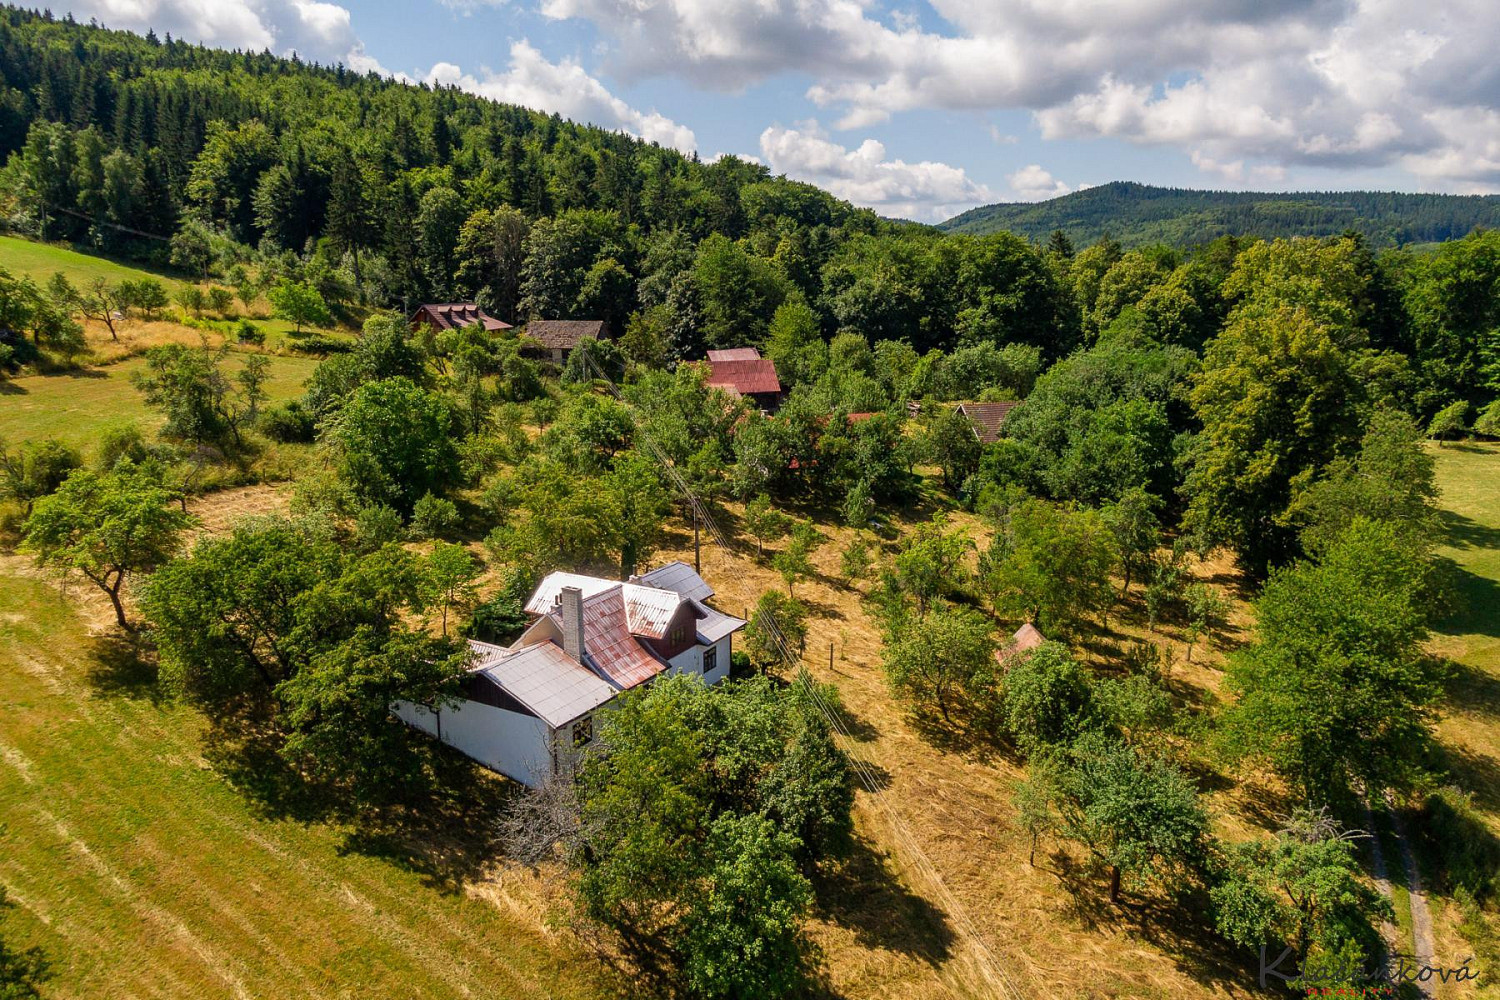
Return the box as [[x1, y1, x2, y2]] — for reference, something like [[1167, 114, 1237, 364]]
[[559, 586, 585, 663]]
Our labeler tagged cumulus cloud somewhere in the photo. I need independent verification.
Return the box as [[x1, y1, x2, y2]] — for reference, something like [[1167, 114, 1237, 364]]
[[758, 121, 992, 221], [423, 42, 697, 153], [59, 0, 366, 65], [542, 0, 1500, 190], [1006, 164, 1071, 201]]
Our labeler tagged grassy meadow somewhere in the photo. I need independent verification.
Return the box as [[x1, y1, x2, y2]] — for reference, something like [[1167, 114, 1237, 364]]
[[0, 353, 320, 450], [0, 235, 189, 293], [0, 542, 612, 1000]]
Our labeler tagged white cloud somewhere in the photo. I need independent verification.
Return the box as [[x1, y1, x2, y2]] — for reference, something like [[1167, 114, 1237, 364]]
[[423, 42, 697, 154], [1006, 164, 1070, 201], [60, 0, 365, 64], [758, 121, 992, 221], [543, 0, 1500, 190]]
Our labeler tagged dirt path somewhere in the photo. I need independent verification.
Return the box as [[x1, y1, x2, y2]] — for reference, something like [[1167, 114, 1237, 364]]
[[1385, 793, 1437, 995], [1362, 802, 1401, 952]]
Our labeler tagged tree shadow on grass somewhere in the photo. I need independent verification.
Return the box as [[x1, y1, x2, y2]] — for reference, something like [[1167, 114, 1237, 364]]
[[203, 717, 513, 892], [811, 834, 956, 967], [1437, 562, 1500, 639], [337, 748, 515, 893], [1438, 508, 1500, 552], [82, 633, 163, 702], [1444, 658, 1500, 720], [1048, 853, 1249, 993], [0, 379, 24, 395]]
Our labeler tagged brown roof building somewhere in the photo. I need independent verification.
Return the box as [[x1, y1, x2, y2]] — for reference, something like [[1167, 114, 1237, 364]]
[[956, 400, 1019, 444], [524, 319, 610, 362], [410, 302, 512, 333], [994, 622, 1047, 668], [707, 347, 763, 362], [703, 354, 783, 410]]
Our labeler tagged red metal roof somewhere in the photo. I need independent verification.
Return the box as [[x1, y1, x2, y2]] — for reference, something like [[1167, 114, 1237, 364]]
[[580, 586, 665, 689], [705, 358, 782, 397]]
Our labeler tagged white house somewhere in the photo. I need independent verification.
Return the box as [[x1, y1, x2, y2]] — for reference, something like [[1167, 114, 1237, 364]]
[[394, 561, 745, 787]]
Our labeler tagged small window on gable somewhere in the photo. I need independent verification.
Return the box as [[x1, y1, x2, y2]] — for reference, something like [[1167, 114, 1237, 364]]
[[671, 624, 686, 646], [702, 644, 717, 675]]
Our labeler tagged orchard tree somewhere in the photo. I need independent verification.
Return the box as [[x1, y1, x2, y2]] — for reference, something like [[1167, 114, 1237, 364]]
[[742, 494, 791, 557], [1210, 810, 1388, 974], [268, 279, 331, 334], [0, 438, 82, 517], [925, 405, 982, 491], [23, 466, 192, 630], [332, 377, 459, 516], [75, 277, 131, 341], [1001, 642, 1100, 757], [1289, 409, 1440, 558], [882, 605, 997, 726], [1427, 400, 1469, 444], [1222, 518, 1440, 804], [424, 542, 479, 637], [981, 498, 1117, 635], [1043, 731, 1207, 903], [1101, 487, 1162, 594], [772, 522, 818, 597]]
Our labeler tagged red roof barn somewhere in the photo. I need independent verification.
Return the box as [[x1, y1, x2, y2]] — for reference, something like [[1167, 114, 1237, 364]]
[[703, 353, 783, 410]]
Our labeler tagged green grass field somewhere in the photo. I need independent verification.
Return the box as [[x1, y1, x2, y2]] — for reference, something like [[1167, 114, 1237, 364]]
[[0, 353, 320, 452], [0, 235, 188, 293], [0, 562, 608, 1000]]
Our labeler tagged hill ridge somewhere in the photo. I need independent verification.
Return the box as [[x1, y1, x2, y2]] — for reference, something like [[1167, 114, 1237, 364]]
[[938, 180, 1500, 248]]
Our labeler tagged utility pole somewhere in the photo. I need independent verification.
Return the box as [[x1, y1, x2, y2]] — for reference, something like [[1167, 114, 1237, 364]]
[[693, 501, 701, 573]]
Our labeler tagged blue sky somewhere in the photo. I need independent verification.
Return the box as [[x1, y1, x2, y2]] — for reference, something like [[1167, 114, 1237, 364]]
[[60, 0, 1500, 221]]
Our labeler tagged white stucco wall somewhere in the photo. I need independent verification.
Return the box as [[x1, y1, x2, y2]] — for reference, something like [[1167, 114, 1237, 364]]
[[667, 635, 732, 686], [393, 700, 553, 788]]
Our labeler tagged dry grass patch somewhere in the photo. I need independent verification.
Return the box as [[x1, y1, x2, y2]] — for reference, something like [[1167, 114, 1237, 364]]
[[649, 496, 1259, 1000]]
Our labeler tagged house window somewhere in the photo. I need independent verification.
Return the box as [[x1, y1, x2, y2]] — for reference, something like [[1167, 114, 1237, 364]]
[[702, 644, 717, 675], [671, 625, 686, 646], [572, 716, 593, 748]]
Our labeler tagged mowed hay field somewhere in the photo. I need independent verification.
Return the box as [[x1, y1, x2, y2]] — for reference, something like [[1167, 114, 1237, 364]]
[[650, 498, 1258, 1000], [1425, 441, 1500, 987], [0, 503, 614, 998]]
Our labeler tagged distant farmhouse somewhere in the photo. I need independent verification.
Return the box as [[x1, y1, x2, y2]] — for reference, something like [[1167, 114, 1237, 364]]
[[410, 302, 512, 333], [702, 347, 783, 412], [955, 400, 1019, 444], [394, 562, 744, 787], [524, 319, 610, 364]]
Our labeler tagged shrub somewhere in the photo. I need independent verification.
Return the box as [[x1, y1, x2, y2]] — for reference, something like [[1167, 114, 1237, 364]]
[[1427, 400, 1469, 444], [235, 319, 264, 345], [258, 400, 316, 443], [461, 567, 537, 646], [354, 504, 403, 550], [409, 493, 461, 539]]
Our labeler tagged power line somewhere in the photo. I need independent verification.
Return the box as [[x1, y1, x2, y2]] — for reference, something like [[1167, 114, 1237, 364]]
[[580, 349, 1029, 1000]]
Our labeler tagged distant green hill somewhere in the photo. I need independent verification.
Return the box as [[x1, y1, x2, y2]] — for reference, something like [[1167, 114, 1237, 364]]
[[938, 181, 1500, 248]]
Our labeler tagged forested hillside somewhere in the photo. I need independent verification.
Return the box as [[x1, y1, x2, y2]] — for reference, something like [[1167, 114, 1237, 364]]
[[940, 180, 1500, 248]]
